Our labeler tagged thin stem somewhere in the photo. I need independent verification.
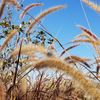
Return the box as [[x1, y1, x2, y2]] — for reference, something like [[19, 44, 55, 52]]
[[13, 39, 23, 86]]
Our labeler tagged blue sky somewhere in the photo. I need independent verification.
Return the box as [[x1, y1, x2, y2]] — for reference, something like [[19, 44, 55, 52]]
[[22, 0, 100, 58], [1, 0, 100, 58]]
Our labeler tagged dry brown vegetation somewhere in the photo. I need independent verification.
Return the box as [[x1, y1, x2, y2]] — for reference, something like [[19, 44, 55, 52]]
[[0, 0, 100, 100]]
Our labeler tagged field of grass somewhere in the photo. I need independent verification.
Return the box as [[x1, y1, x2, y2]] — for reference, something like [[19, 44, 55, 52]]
[[0, 0, 100, 100]]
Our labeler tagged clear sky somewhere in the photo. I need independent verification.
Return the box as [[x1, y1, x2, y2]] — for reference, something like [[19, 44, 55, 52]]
[[1, 0, 100, 59]]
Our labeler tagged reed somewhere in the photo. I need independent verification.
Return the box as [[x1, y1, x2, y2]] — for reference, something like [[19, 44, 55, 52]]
[[82, 0, 100, 13]]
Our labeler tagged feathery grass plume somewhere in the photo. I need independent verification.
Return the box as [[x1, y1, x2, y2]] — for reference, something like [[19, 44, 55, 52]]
[[65, 55, 90, 63], [77, 25, 98, 40], [74, 32, 98, 47], [60, 44, 79, 57], [72, 36, 100, 57], [71, 39, 100, 45], [20, 3, 43, 19], [19, 77, 27, 95], [74, 31, 100, 55], [82, 0, 100, 13], [71, 39, 92, 43], [26, 5, 65, 34], [75, 33, 95, 41], [72, 39, 100, 55], [7, 0, 17, 4], [74, 33, 99, 53], [64, 55, 90, 68], [0, 79, 6, 100], [19, 57, 38, 63], [0, 29, 17, 51], [72, 34, 100, 55], [0, 59, 4, 68], [93, 56, 100, 77], [6, 0, 16, 4], [18, 64, 33, 76], [74, 33, 98, 51], [11, 44, 47, 57], [6, 0, 21, 10], [34, 58, 100, 99], [92, 58, 100, 65], [0, 0, 6, 19]]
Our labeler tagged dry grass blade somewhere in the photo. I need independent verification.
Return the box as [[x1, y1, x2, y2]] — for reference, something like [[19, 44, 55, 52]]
[[82, 0, 100, 13], [26, 5, 65, 34], [19, 57, 38, 63], [20, 3, 43, 19], [0, 29, 17, 51], [11, 44, 47, 57], [19, 77, 27, 95], [0, 0, 6, 18], [34, 58, 100, 99], [60, 44, 79, 57], [7, 0, 17, 4], [18, 64, 32, 76], [77, 25, 98, 40]]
